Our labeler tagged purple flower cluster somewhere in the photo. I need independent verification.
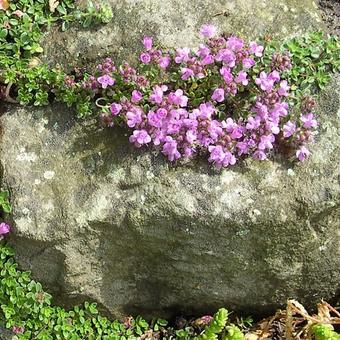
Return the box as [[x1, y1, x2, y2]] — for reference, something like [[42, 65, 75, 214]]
[[0, 222, 10, 240], [82, 25, 318, 168], [12, 326, 25, 334]]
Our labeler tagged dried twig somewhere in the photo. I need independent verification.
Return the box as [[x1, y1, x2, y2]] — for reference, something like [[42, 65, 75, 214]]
[[212, 10, 231, 17], [4, 82, 18, 104]]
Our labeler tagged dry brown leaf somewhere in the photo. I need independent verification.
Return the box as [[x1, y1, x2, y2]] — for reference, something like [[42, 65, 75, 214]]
[[317, 301, 332, 322], [286, 302, 294, 340], [288, 299, 310, 318], [0, 0, 9, 10], [49, 0, 59, 13]]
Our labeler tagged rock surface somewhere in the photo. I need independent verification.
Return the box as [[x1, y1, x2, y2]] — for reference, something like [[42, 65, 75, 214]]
[[1, 73, 339, 317], [42, 0, 323, 70], [1, 0, 339, 318]]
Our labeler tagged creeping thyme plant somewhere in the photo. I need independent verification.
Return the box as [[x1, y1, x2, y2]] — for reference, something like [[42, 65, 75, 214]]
[[0, 0, 339, 168], [89, 26, 339, 167], [90, 26, 318, 167], [18, 26, 339, 168]]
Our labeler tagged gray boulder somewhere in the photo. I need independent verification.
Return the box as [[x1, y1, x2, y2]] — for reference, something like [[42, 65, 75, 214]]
[[1, 0, 339, 318], [41, 0, 324, 70]]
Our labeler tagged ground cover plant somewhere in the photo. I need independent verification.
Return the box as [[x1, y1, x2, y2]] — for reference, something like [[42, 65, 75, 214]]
[[0, 1, 339, 168], [0, 0, 112, 106]]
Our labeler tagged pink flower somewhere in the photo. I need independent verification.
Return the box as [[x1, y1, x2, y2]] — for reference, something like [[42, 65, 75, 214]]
[[296, 146, 310, 161], [97, 75, 115, 89], [208, 145, 225, 166], [283, 121, 296, 138], [249, 42, 264, 57], [186, 130, 197, 144], [208, 120, 223, 140], [12, 326, 24, 334], [235, 71, 248, 86], [0, 222, 10, 235], [162, 136, 181, 161], [215, 49, 236, 67], [222, 118, 243, 138], [266, 121, 280, 135], [237, 141, 249, 156], [252, 102, 269, 119], [258, 134, 275, 150], [110, 103, 122, 116], [168, 89, 188, 107], [253, 150, 267, 160], [271, 102, 288, 118], [278, 80, 290, 96], [301, 113, 317, 129], [131, 90, 143, 103], [200, 24, 217, 38], [255, 72, 274, 92], [175, 47, 191, 63], [181, 67, 194, 80], [198, 102, 216, 119], [208, 146, 236, 168], [227, 37, 244, 51], [197, 44, 210, 58], [211, 88, 225, 102], [246, 116, 261, 130], [201, 54, 214, 65], [129, 130, 151, 146], [149, 85, 167, 104], [158, 56, 171, 69], [268, 70, 280, 83], [223, 151, 236, 167], [126, 109, 143, 128], [143, 36, 153, 50], [242, 58, 255, 69], [148, 109, 166, 128], [13, 10, 24, 17], [140, 53, 151, 64], [220, 67, 233, 84]]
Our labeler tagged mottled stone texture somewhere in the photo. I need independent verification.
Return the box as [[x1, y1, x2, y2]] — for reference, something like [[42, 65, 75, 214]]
[[1, 0, 339, 318], [42, 0, 323, 70]]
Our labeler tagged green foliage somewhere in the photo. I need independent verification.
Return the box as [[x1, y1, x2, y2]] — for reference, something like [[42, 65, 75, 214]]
[[265, 32, 340, 101], [0, 0, 112, 61], [0, 0, 112, 108], [283, 32, 339, 92], [199, 308, 229, 340], [59, 1, 113, 31], [0, 190, 12, 214], [237, 316, 253, 330], [223, 325, 244, 340], [312, 324, 340, 340]]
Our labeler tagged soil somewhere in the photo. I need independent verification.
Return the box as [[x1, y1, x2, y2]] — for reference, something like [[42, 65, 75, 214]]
[[317, 0, 340, 36]]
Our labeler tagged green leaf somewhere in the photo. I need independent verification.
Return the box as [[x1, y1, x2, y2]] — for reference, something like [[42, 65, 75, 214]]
[[57, 4, 67, 15], [2, 203, 12, 213], [0, 29, 8, 39], [61, 21, 70, 31]]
